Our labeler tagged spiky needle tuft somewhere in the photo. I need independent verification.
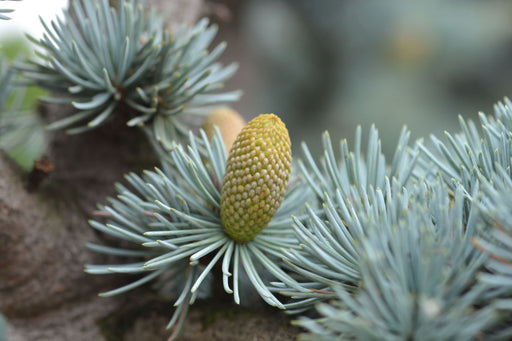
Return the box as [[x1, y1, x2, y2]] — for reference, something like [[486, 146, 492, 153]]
[[18, 0, 240, 141]]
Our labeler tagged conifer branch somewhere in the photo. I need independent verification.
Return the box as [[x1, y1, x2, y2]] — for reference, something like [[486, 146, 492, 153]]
[[18, 0, 241, 146], [85, 116, 311, 337], [294, 98, 512, 340]]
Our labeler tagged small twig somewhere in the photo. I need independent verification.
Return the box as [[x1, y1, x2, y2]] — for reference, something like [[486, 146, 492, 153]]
[[310, 288, 336, 295], [92, 210, 112, 217], [472, 237, 512, 265]]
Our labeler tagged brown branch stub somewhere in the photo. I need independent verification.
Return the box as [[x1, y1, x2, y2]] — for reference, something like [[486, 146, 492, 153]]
[[310, 288, 336, 295], [26, 155, 55, 192]]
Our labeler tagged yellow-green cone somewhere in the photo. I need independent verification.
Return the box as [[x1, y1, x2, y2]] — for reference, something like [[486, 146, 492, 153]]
[[220, 113, 292, 243]]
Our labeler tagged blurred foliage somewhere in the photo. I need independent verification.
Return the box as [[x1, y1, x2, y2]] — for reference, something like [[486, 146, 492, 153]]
[[0, 36, 46, 169], [0, 313, 5, 341], [0, 34, 33, 59], [219, 0, 512, 156]]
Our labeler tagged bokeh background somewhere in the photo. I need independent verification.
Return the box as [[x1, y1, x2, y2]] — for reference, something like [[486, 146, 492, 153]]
[[2, 0, 512, 160], [209, 0, 512, 156], [0, 0, 67, 168]]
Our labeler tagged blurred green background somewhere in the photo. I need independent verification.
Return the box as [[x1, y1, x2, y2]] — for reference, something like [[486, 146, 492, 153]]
[[211, 0, 512, 156], [0, 37, 46, 169], [0, 0, 64, 169]]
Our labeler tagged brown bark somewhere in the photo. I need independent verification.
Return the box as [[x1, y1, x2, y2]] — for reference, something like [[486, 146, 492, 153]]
[[0, 1, 302, 340]]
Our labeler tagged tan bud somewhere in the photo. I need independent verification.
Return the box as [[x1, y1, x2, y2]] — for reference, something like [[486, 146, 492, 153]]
[[202, 107, 246, 153]]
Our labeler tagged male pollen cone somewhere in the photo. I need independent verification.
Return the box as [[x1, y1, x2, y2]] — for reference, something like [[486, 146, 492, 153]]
[[220, 113, 292, 243]]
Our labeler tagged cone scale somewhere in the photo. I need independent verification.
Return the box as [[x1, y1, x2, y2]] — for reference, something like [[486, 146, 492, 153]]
[[220, 114, 292, 243]]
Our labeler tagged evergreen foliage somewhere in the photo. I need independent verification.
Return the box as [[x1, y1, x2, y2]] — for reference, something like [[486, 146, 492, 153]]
[[1, 1, 512, 340], [0, 57, 44, 167], [0, 313, 6, 341], [85, 128, 311, 336], [293, 100, 512, 340], [476, 169, 512, 292], [18, 0, 240, 143], [294, 180, 498, 341], [0, 58, 12, 105], [271, 126, 420, 312], [418, 99, 512, 196]]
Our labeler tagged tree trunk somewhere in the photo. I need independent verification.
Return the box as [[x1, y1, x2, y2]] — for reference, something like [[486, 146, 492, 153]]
[[0, 1, 301, 340]]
